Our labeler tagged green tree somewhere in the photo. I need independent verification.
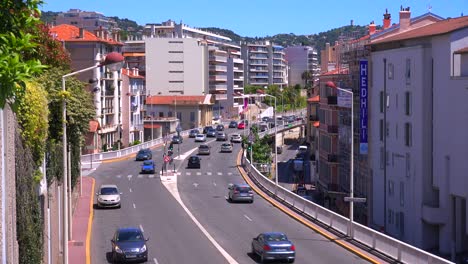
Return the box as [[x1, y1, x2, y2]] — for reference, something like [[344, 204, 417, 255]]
[[301, 71, 313, 88], [0, 0, 46, 110]]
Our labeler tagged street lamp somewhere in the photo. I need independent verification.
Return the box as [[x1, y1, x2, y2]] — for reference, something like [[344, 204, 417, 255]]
[[61, 52, 124, 264], [325, 81, 355, 227]]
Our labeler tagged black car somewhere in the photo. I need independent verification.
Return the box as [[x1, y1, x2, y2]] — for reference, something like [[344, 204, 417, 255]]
[[206, 128, 217, 137], [203, 126, 213, 134], [111, 227, 148, 263], [135, 149, 152, 161], [228, 121, 238, 128], [187, 156, 201, 169], [189, 129, 199, 138], [216, 124, 225, 131], [172, 135, 183, 144]]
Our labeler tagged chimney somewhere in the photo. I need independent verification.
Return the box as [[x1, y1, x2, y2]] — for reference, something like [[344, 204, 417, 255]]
[[399, 6, 411, 31], [79, 27, 84, 38], [383, 8, 391, 29], [369, 21, 376, 35]]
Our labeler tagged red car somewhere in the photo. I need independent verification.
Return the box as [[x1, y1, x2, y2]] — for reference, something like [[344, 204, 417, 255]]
[[237, 122, 246, 129]]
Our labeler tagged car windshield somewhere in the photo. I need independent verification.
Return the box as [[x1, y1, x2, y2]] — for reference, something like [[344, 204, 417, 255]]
[[197, 134, 204, 137], [190, 157, 199, 161], [265, 233, 288, 242], [117, 230, 144, 242], [236, 186, 251, 193], [101, 187, 118, 195], [138, 150, 148, 154], [199, 145, 209, 149], [222, 144, 231, 147], [143, 161, 153, 165]]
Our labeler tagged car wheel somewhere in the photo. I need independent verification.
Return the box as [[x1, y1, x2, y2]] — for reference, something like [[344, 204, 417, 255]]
[[228, 196, 232, 202], [288, 259, 295, 263], [251, 244, 256, 255], [117, 204, 121, 209], [111, 252, 117, 263], [260, 253, 266, 263]]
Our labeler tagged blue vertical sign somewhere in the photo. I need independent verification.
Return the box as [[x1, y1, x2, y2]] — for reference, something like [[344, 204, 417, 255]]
[[359, 60, 368, 154]]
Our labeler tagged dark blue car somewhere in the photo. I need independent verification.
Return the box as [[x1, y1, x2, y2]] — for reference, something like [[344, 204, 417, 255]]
[[141, 160, 155, 174], [111, 227, 148, 263]]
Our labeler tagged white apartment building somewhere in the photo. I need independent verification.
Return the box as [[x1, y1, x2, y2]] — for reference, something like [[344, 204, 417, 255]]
[[55, 9, 118, 33], [285, 46, 319, 87], [242, 41, 288, 87], [121, 67, 145, 146], [369, 15, 468, 256]]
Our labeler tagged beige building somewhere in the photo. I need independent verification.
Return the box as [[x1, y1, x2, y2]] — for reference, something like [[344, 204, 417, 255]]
[[121, 68, 145, 146]]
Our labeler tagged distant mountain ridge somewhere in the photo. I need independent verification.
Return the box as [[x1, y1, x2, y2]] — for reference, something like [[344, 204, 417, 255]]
[[41, 11, 370, 59]]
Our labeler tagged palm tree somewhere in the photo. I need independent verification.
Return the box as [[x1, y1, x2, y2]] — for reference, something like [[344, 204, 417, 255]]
[[301, 71, 313, 88]]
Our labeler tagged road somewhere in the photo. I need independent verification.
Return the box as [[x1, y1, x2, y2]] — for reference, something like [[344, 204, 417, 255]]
[[90, 126, 370, 263]]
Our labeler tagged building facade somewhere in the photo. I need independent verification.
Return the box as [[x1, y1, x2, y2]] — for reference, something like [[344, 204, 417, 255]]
[[55, 9, 118, 34], [121, 68, 145, 147], [285, 46, 319, 87], [242, 41, 288, 87]]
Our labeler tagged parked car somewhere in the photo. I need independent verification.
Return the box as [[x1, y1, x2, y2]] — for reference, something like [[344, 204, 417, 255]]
[[206, 128, 217, 137], [111, 227, 148, 263], [237, 122, 246, 129], [203, 126, 213, 134], [251, 232, 295, 263], [141, 160, 155, 174], [228, 121, 238, 128], [228, 183, 254, 203], [230, 133, 242, 143], [198, 144, 211, 155], [195, 134, 207, 142], [189, 129, 199, 138], [216, 132, 228, 141], [96, 184, 121, 208], [171, 135, 183, 144], [135, 149, 152, 161], [187, 156, 201, 168], [220, 143, 233, 153]]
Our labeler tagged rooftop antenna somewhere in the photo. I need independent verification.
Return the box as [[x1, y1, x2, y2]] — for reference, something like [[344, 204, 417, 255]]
[[427, 4, 432, 12]]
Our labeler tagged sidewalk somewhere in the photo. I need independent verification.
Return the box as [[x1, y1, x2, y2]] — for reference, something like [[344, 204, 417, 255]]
[[68, 176, 95, 264]]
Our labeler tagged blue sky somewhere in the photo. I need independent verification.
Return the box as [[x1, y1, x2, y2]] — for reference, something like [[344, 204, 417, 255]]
[[41, 0, 467, 37]]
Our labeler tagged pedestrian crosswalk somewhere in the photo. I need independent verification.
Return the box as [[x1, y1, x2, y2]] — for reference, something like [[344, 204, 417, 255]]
[[99, 171, 238, 179]]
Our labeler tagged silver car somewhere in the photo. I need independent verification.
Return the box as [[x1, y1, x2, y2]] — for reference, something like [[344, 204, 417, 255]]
[[198, 144, 210, 155], [216, 132, 227, 141], [96, 184, 122, 208], [220, 143, 233, 153], [230, 133, 242, 143], [251, 232, 295, 263], [195, 134, 206, 142], [228, 183, 254, 203]]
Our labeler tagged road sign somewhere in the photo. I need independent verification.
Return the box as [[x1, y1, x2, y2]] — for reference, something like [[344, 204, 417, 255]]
[[164, 155, 171, 163], [344, 197, 367, 203]]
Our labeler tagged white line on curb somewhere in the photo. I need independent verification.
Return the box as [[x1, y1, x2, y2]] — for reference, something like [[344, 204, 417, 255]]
[[244, 215, 252, 222], [133, 203, 136, 209], [129, 188, 132, 193], [153, 258, 159, 264], [139, 224, 144, 232]]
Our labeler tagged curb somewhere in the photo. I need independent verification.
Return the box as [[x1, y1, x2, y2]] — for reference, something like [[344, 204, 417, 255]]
[[235, 150, 382, 264]]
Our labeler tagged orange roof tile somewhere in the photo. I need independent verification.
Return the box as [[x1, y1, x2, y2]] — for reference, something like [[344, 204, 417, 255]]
[[146, 95, 211, 105], [49, 24, 123, 46], [307, 95, 320, 103], [372, 16, 468, 44], [89, 120, 100, 133]]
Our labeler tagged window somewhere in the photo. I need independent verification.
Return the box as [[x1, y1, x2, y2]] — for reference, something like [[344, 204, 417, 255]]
[[168, 61, 183, 63], [168, 111, 172, 117], [405, 92, 411, 116], [159, 112, 164, 118], [405, 153, 411, 177], [379, 91, 384, 113], [395, 211, 400, 229], [399, 212, 405, 236], [388, 63, 394, 79], [169, 70, 184, 73], [169, 81, 184, 83], [380, 147, 385, 169], [190, 112, 195, 122], [386, 151, 390, 165], [405, 58, 411, 84], [405, 123, 412, 147], [386, 121, 390, 137], [168, 41, 183, 44], [388, 180, 394, 196], [395, 123, 398, 139], [177, 112, 182, 121], [388, 209, 394, 224], [400, 182, 404, 206], [168, 51, 183, 53], [396, 94, 398, 108], [379, 119, 384, 141]]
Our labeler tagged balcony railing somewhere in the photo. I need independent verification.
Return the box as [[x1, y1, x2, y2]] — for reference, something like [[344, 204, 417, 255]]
[[209, 56, 227, 63], [209, 84, 227, 91], [215, 94, 227, 100], [327, 125, 338, 134], [309, 115, 319, 121], [327, 96, 337, 105], [327, 154, 339, 163], [209, 65, 227, 72]]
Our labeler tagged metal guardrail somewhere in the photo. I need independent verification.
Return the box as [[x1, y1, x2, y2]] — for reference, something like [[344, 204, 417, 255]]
[[241, 146, 453, 264]]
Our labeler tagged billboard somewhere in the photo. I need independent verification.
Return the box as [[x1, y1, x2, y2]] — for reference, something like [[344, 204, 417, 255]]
[[359, 60, 368, 154]]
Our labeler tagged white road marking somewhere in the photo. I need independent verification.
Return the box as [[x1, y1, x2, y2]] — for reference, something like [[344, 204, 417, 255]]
[[149, 174, 155, 178], [129, 188, 132, 193], [138, 174, 143, 178], [133, 203, 136, 209], [244, 215, 253, 222], [177, 172, 182, 175], [116, 175, 121, 178], [224, 196, 228, 200], [153, 258, 159, 264], [193, 183, 199, 188], [196, 172, 202, 176], [186, 172, 191, 176], [127, 175, 132, 181], [213, 182, 217, 186], [217, 172, 222, 176], [207, 172, 212, 176], [139, 224, 144, 232], [228, 172, 233, 176]]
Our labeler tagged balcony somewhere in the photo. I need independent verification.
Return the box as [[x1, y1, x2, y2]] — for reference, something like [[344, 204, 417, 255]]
[[327, 125, 338, 134], [209, 65, 227, 72], [249, 60, 268, 66], [251, 75, 269, 79], [209, 84, 227, 91], [250, 55, 268, 59], [327, 96, 337, 105], [309, 115, 318, 121], [209, 75, 227, 81], [327, 154, 339, 163], [250, 68, 268, 72], [250, 49, 268, 53], [215, 94, 227, 100], [209, 56, 227, 63]]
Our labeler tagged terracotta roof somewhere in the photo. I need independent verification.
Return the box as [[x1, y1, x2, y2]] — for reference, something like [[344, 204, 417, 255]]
[[372, 16, 468, 44], [49, 24, 123, 46], [455, 47, 468, 54], [144, 124, 162, 129], [89, 120, 100, 133], [123, 52, 145, 57], [146, 95, 211, 105], [121, 68, 144, 79], [307, 95, 320, 103]]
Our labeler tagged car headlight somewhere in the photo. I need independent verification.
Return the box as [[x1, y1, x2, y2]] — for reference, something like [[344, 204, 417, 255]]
[[115, 245, 123, 253], [140, 245, 147, 252], [97, 196, 103, 202], [115, 196, 120, 202]]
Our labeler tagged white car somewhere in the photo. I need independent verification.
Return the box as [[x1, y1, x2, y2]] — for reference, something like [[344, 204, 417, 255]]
[[96, 184, 121, 208], [230, 133, 242, 143], [195, 134, 207, 142]]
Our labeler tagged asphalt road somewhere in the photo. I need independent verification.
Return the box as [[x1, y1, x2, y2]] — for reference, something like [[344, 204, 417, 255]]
[[90, 126, 370, 264]]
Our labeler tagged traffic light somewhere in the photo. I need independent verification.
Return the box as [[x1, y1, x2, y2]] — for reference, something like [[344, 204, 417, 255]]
[[169, 143, 174, 151]]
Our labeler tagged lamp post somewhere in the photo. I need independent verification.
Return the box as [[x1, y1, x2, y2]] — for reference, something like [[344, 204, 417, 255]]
[[61, 52, 124, 264], [325, 81, 355, 225]]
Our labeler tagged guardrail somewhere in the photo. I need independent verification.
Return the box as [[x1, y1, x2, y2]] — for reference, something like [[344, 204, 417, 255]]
[[241, 149, 452, 263]]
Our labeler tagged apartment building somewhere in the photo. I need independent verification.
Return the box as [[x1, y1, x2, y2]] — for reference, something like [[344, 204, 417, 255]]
[[285, 46, 319, 87], [369, 12, 468, 256], [49, 24, 123, 152], [142, 20, 245, 118], [241, 41, 288, 87], [121, 67, 145, 146], [55, 9, 118, 34]]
